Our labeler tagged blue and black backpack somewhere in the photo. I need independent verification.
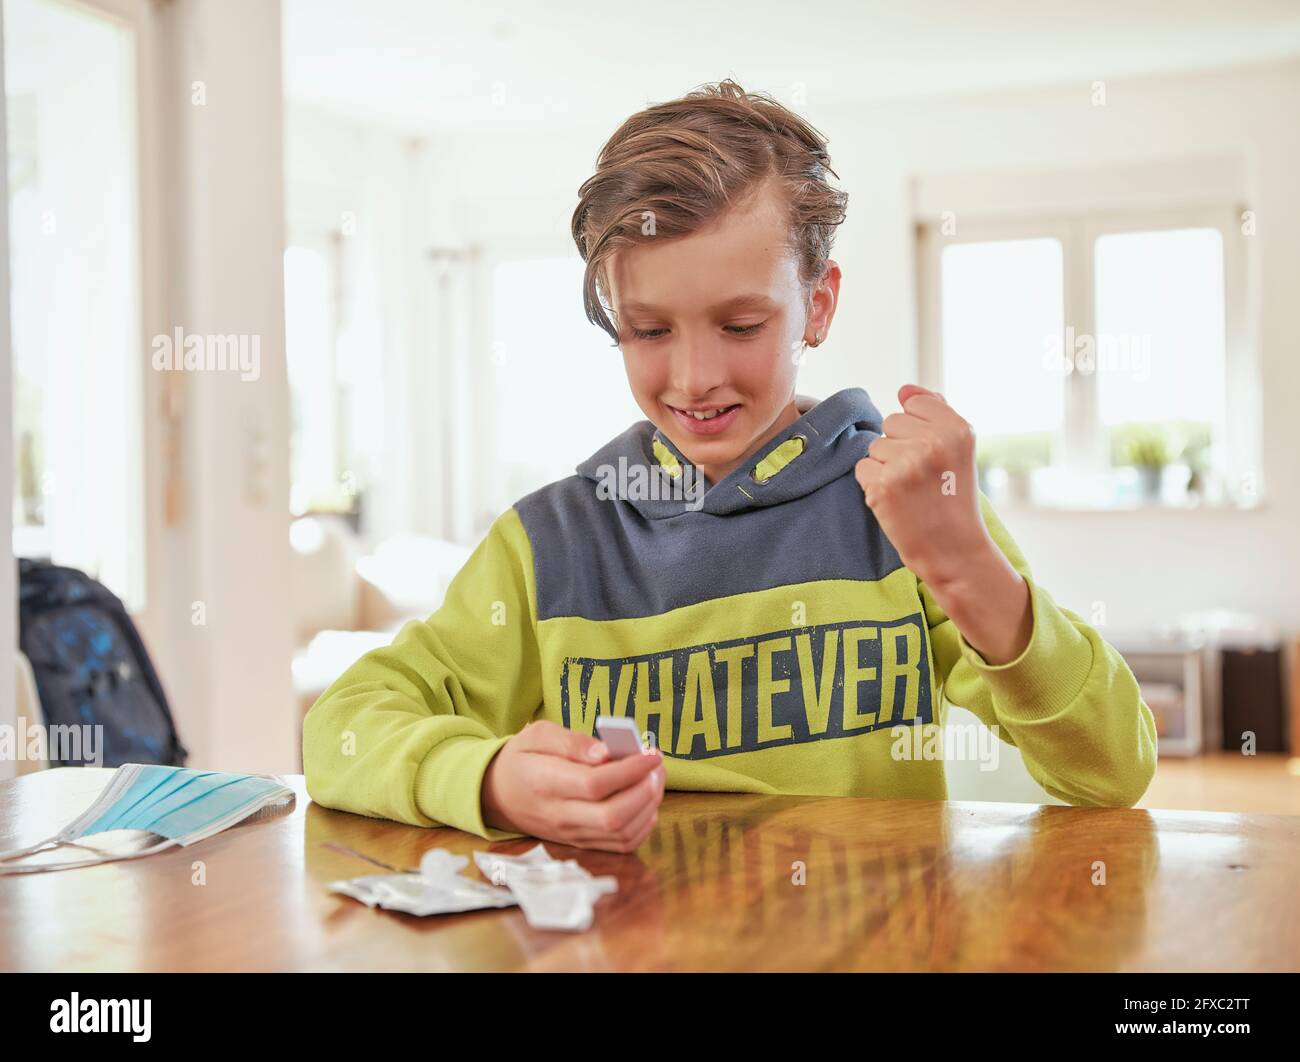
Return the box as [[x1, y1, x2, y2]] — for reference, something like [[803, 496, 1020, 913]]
[[17, 558, 187, 767]]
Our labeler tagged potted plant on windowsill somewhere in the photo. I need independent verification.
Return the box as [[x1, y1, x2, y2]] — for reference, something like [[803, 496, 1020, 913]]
[[1175, 422, 1212, 503], [979, 432, 1050, 504], [1115, 426, 1171, 502], [1001, 453, 1042, 503]]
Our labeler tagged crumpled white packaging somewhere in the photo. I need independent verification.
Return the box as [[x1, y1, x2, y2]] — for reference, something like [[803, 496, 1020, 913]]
[[473, 844, 618, 932], [328, 848, 516, 916], [329, 843, 617, 932]]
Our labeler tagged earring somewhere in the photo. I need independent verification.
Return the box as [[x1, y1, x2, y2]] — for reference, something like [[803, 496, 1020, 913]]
[[812, 330, 823, 347]]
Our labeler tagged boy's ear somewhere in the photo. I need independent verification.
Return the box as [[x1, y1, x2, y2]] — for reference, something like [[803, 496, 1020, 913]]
[[806, 259, 842, 342]]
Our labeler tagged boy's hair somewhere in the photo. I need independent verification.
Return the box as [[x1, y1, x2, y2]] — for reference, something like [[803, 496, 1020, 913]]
[[571, 79, 849, 344]]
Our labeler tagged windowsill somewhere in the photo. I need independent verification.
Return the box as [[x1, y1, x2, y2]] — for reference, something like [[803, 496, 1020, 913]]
[[980, 464, 1262, 514], [988, 495, 1264, 515]]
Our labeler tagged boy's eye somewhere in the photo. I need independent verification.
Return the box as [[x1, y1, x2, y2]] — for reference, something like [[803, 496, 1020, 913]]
[[628, 321, 767, 341]]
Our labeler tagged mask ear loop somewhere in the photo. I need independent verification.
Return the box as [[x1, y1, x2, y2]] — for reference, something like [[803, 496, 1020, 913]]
[[0, 762, 149, 864], [0, 835, 178, 875], [0, 833, 67, 862], [0, 818, 101, 862]]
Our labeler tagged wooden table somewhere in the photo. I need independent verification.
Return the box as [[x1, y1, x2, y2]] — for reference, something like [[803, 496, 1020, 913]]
[[1, 767, 1297, 972]]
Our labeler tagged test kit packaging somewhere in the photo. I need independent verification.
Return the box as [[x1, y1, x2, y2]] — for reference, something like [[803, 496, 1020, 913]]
[[329, 844, 617, 931]]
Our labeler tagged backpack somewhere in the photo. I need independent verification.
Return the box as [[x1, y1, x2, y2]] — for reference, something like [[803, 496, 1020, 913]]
[[17, 558, 187, 767]]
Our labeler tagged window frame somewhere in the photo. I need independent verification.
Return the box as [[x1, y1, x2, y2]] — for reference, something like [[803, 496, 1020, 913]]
[[916, 203, 1255, 509], [6, 0, 157, 611]]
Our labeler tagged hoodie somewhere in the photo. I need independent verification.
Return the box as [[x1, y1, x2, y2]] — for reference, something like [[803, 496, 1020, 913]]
[[303, 388, 1157, 839]]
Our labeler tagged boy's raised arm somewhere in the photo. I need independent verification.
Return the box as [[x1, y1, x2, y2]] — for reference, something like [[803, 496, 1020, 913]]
[[920, 494, 1159, 808], [302, 508, 542, 839]]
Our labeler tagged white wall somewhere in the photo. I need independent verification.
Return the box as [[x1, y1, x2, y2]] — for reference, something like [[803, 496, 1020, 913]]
[[0, 5, 15, 782], [425, 61, 1300, 635], [142, 0, 296, 773]]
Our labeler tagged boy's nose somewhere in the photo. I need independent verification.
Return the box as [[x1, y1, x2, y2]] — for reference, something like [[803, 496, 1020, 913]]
[[668, 337, 727, 397]]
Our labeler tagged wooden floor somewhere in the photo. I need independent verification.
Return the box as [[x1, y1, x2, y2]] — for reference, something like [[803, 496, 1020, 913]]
[[1138, 752, 1300, 815]]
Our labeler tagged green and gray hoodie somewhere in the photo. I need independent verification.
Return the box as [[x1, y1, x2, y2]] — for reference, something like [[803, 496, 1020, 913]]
[[304, 388, 1157, 839]]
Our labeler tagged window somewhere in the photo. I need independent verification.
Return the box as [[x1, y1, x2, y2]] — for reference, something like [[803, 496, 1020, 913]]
[[919, 207, 1251, 509], [5, 0, 146, 605], [488, 256, 642, 510], [939, 236, 1065, 441], [283, 236, 382, 523], [1093, 228, 1226, 457]]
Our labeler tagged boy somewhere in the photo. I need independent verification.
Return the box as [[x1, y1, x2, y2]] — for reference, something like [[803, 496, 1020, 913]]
[[303, 80, 1157, 852]]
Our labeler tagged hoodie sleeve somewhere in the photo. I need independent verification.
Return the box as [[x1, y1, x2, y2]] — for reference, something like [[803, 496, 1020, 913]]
[[302, 508, 540, 839], [918, 493, 1158, 807]]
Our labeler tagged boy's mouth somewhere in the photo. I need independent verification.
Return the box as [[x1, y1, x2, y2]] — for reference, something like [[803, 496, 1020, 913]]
[[666, 402, 741, 436]]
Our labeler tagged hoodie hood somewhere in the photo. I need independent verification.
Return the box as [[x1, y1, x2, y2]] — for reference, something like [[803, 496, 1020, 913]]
[[575, 387, 884, 519]]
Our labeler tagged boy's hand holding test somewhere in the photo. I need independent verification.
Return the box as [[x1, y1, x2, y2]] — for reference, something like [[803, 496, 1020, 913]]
[[481, 720, 664, 852]]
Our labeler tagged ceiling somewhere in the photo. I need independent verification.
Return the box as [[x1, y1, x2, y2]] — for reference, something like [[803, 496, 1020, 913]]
[[283, 0, 1300, 134]]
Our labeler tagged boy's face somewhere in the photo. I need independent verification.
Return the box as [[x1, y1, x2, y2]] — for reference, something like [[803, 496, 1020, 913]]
[[607, 178, 839, 484]]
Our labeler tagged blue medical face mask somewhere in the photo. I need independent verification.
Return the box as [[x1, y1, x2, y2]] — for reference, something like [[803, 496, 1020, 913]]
[[0, 764, 294, 874]]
